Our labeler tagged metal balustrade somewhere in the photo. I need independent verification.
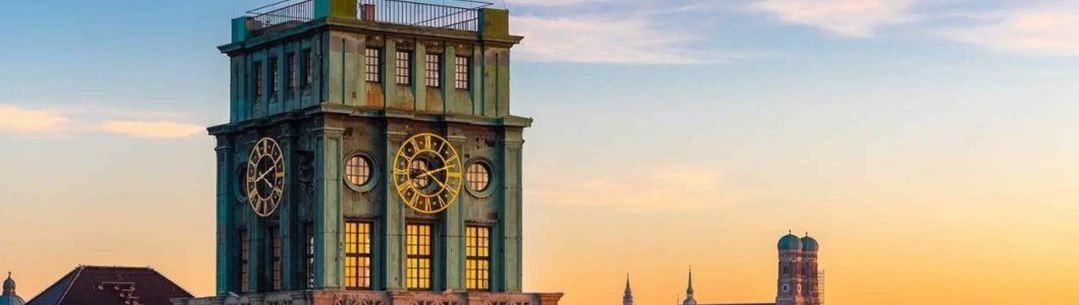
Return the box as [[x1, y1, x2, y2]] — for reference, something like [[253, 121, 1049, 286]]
[[245, 0, 492, 33]]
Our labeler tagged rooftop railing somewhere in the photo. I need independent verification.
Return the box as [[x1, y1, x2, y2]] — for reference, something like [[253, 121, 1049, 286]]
[[245, 0, 492, 33], [247, 0, 315, 29], [357, 0, 491, 32]]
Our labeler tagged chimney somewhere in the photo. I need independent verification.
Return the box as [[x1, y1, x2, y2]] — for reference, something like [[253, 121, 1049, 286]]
[[360, 4, 376, 21]]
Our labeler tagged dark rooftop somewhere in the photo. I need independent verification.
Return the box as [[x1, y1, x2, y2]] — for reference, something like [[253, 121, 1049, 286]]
[[26, 266, 192, 305]]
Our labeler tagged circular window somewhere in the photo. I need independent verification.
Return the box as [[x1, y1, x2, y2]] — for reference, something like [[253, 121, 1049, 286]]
[[344, 153, 378, 192], [345, 155, 372, 186], [410, 159, 431, 188], [466, 162, 491, 192], [236, 165, 249, 202]]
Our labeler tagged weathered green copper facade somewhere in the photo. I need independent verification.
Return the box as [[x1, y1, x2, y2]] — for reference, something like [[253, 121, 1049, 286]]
[[209, 0, 531, 296]]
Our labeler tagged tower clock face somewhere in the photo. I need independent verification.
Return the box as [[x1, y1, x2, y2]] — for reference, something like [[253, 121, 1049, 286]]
[[246, 137, 285, 217], [392, 133, 463, 214]]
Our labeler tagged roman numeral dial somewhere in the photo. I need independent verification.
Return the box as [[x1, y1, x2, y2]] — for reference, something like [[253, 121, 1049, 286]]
[[392, 132, 463, 214], [246, 137, 285, 217]]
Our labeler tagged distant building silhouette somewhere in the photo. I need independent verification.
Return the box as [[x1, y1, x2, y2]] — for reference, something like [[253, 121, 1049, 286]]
[[623, 233, 822, 305]]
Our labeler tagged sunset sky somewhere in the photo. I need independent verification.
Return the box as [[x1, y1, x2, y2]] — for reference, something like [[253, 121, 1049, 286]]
[[3, 1, 1079, 305]]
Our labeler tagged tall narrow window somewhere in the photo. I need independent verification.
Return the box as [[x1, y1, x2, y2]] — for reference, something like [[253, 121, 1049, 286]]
[[254, 61, 263, 101], [365, 48, 380, 83], [344, 220, 372, 289], [304, 222, 315, 288], [425, 54, 441, 87], [286, 53, 296, 95], [405, 223, 432, 289], [454, 56, 469, 89], [396, 51, 411, 85], [302, 49, 313, 90], [269, 57, 279, 99], [271, 227, 282, 290], [239, 230, 249, 292], [465, 226, 491, 290]]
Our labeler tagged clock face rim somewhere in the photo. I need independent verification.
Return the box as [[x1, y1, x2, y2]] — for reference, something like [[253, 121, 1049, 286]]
[[392, 132, 463, 214], [246, 137, 285, 217]]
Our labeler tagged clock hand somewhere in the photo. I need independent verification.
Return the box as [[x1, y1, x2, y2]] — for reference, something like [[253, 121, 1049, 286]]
[[429, 175, 451, 190], [414, 164, 454, 179], [255, 167, 274, 182]]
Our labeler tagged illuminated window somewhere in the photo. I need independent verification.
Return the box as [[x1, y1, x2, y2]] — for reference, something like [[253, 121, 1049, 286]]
[[365, 48, 380, 83], [425, 54, 441, 87], [454, 56, 469, 89], [286, 53, 296, 94], [344, 154, 372, 187], [254, 61, 263, 101], [239, 230, 249, 291], [344, 220, 372, 289], [466, 162, 490, 192], [271, 227, 282, 290], [304, 222, 315, 288], [269, 57, 279, 99], [465, 226, 491, 290], [396, 51, 411, 85], [406, 223, 432, 290], [302, 49, 313, 90]]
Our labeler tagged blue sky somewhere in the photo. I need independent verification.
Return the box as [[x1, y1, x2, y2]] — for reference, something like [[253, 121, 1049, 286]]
[[3, 1, 1079, 305]]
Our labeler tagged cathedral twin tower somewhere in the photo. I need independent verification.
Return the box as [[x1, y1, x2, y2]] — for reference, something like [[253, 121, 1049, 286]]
[[776, 232, 821, 305]]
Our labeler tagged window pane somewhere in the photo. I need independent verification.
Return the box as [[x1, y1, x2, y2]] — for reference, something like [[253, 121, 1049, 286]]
[[466, 225, 490, 290], [396, 51, 411, 85], [365, 48, 380, 83], [454, 56, 469, 89], [406, 223, 432, 289], [271, 227, 282, 290], [344, 220, 372, 289], [425, 54, 440, 87]]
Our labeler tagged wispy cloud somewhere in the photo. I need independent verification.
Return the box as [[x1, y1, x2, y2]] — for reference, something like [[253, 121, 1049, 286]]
[[507, 0, 608, 7], [0, 104, 203, 139], [936, 4, 1079, 57], [532, 165, 727, 211], [0, 105, 69, 134], [97, 120, 204, 139], [513, 15, 743, 64], [747, 0, 921, 38]]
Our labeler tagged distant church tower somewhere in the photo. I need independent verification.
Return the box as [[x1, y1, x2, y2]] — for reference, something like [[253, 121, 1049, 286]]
[[0, 273, 25, 305], [776, 232, 821, 305], [800, 234, 821, 305], [682, 268, 697, 305], [623, 275, 633, 305], [776, 232, 804, 305]]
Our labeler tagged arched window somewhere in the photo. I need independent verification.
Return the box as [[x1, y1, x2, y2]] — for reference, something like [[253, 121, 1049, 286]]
[[783, 266, 790, 275]]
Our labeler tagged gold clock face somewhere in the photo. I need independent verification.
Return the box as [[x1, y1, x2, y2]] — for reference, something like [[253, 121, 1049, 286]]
[[393, 133, 463, 214], [246, 137, 285, 217]]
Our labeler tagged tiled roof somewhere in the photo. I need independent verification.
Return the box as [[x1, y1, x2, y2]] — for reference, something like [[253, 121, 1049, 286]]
[[26, 266, 192, 305]]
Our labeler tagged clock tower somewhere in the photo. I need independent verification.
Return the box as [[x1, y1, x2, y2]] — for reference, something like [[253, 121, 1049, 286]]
[[176, 1, 562, 305]]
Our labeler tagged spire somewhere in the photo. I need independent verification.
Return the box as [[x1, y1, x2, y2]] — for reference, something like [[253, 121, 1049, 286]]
[[622, 274, 633, 305], [682, 266, 696, 305], [2, 271, 14, 295]]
